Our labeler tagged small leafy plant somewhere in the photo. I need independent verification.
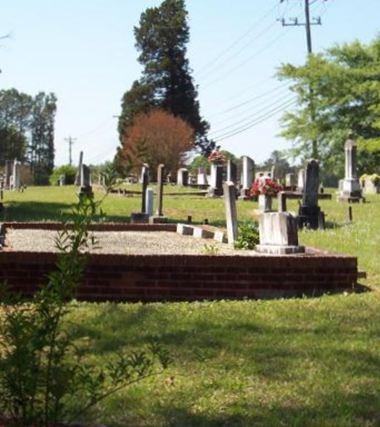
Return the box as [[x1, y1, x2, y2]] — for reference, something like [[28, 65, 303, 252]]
[[202, 243, 220, 255], [0, 171, 169, 426], [234, 221, 260, 250]]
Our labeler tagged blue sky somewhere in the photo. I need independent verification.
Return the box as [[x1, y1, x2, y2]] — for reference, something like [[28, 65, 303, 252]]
[[0, 0, 379, 166]]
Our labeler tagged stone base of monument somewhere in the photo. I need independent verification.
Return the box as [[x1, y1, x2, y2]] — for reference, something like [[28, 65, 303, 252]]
[[338, 194, 365, 203], [257, 212, 305, 255], [256, 244, 305, 255], [338, 179, 364, 203], [298, 205, 325, 230], [149, 215, 168, 224], [130, 213, 150, 224]]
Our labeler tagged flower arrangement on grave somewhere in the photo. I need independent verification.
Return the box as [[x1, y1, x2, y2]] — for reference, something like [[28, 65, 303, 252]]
[[249, 177, 283, 198], [207, 150, 227, 165]]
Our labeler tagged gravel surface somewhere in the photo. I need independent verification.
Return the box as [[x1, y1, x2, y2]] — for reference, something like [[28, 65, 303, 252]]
[[5, 229, 255, 256]]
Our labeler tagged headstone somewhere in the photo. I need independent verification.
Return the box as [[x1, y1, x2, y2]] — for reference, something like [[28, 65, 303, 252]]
[[339, 138, 363, 202], [141, 164, 150, 213], [278, 192, 287, 212], [79, 164, 93, 197], [285, 173, 296, 188], [177, 168, 189, 186], [208, 163, 224, 196], [226, 160, 237, 184], [4, 160, 12, 189], [75, 151, 84, 186], [12, 161, 21, 190], [240, 156, 255, 198], [297, 169, 305, 192], [145, 188, 154, 216], [363, 177, 380, 195], [59, 174, 66, 186], [197, 167, 208, 186], [256, 212, 305, 254], [150, 164, 167, 223], [223, 181, 238, 246], [298, 159, 324, 229], [131, 164, 150, 223]]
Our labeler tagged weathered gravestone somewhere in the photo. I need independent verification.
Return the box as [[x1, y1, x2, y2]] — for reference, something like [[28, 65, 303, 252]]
[[197, 167, 208, 186], [226, 159, 237, 184], [177, 168, 189, 186], [4, 160, 12, 189], [78, 164, 93, 198], [298, 159, 325, 229], [240, 156, 255, 199], [285, 173, 296, 189], [131, 164, 150, 223], [59, 174, 66, 186], [150, 164, 168, 223], [339, 137, 363, 202], [207, 163, 224, 197], [145, 188, 154, 216], [362, 177, 380, 195], [223, 181, 238, 246], [297, 169, 305, 192], [75, 151, 84, 186], [12, 160, 21, 190], [256, 212, 305, 254]]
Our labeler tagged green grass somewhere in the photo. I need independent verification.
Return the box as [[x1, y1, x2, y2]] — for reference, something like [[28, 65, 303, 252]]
[[2, 186, 380, 425]]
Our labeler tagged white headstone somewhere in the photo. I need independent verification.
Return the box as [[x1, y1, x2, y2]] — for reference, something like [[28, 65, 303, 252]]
[[223, 181, 238, 246], [145, 188, 154, 216]]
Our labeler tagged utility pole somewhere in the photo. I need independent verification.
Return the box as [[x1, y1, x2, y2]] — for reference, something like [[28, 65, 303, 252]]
[[280, 0, 326, 158], [64, 136, 77, 166]]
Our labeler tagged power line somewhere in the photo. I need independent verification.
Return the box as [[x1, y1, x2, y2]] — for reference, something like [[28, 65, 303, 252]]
[[210, 95, 296, 139], [213, 98, 297, 142], [209, 83, 290, 119], [195, 2, 279, 77]]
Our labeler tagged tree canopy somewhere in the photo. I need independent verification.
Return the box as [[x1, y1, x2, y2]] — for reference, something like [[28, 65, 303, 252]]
[[278, 36, 380, 176], [118, 0, 213, 161]]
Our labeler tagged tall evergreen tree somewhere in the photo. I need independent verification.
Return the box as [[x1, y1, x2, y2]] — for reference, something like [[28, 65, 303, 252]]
[[118, 0, 213, 157]]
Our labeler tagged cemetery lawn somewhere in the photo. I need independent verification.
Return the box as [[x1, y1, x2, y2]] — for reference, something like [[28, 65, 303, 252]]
[[2, 186, 380, 425]]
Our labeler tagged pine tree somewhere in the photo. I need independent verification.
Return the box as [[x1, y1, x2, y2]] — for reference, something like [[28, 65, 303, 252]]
[[118, 0, 213, 157]]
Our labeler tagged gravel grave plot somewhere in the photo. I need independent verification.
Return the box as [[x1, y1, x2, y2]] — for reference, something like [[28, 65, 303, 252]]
[[5, 229, 257, 256]]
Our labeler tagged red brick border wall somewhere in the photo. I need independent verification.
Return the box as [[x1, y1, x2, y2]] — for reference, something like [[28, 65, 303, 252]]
[[0, 250, 358, 301]]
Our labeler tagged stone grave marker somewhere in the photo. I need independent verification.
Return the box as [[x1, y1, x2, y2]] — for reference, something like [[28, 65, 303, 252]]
[[177, 168, 189, 186], [297, 169, 305, 192], [75, 151, 84, 186], [145, 188, 154, 216], [79, 164, 93, 197], [339, 137, 363, 202], [223, 181, 238, 246], [226, 159, 237, 184], [285, 173, 296, 188], [12, 161, 21, 190], [131, 164, 150, 223], [197, 167, 208, 186], [298, 159, 324, 229], [240, 156, 255, 198], [256, 212, 305, 254], [4, 160, 12, 189], [207, 163, 224, 196]]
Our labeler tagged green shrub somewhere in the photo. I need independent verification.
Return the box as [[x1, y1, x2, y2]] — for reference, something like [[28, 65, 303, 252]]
[[235, 221, 260, 250], [49, 165, 77, 186]]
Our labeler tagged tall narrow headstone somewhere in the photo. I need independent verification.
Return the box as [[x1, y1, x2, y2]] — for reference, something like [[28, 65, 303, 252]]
[[177, 168, 189, 186], [226, 160, 237, 184], [156, 164, 165, 216], [240, 156, 255, 198], [208, 164, 224, 197], [4, 160, 12, 189], [79, 164, 93, 197], [298, 160, 324, 229], [141, 164, 150, 213], [75, 151, 84, 186], [12, 161, 21, 190], [339, 137, 363, 202], [223, 181, 238, 246], [145, 188, 154, 216]]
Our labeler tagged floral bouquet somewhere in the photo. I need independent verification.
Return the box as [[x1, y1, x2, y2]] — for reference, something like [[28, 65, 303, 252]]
[[250, 177, 283, 198], [208, 150, 227, 165]]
